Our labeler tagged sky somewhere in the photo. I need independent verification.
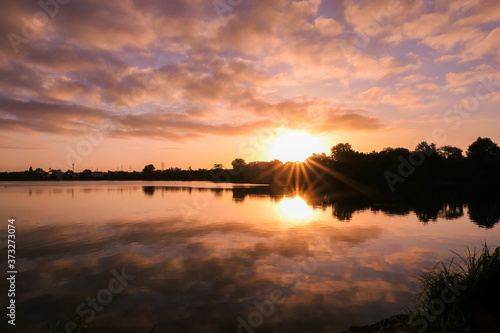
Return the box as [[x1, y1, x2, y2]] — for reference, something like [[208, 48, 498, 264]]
[[1, 0, 500, 172]]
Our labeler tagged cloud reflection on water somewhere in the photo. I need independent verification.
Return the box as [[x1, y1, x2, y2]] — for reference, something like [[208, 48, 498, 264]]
[[0, 182, 499, 332]]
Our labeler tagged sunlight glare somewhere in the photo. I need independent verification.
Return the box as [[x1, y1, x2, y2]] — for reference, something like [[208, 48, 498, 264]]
[[270, 130, 325, 162], [279, 196, 313, 220]]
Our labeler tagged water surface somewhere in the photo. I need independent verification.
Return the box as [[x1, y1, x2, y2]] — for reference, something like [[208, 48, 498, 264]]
[[1, 181, 499, 332]]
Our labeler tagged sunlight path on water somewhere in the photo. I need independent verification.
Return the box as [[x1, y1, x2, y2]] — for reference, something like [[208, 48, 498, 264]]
[[278, 196, 313, 220]]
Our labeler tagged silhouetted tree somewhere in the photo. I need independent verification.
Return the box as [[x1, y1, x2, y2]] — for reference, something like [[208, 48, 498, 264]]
[[466, 137, 500, 161], [3, 137, 500, 190], [307, 153, 330, 166], [231, 158, 246, 170], [438, 146, 463, 160], [80, 169, 92, 180], [331, 143, 353, 161], [415, 141, 437, 154], [142, 164, 156, 173], [465, 137, 500, 183], [380, 147, 410, 155]]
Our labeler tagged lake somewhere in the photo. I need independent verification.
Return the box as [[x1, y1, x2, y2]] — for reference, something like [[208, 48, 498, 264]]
[[1, 181, 499, 332]]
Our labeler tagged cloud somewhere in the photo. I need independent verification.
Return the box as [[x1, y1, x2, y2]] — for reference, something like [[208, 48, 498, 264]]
[[0, 0, 499, 159], [0, 97, 109, 135], [381, 88, 429, 108], [416, 83, 438, 91], [0, 92, 383, 142], [460, 27, 500, 62], [452, 0, 500, 27], [402, 12, 450, 40], [314, 17, 343, 36], [344, 0, 421, 34], [445, 65, 500, 89], [0, 144, 51, 150], [435, 54, 461, 64], [359, 87, 386, 102]]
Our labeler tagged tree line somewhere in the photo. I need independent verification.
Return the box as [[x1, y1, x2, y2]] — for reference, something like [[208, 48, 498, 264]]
[[1, 137, 499, 194]]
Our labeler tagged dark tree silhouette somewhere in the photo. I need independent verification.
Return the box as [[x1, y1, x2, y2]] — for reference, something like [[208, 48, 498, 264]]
[[331, 143, 353, 161], [80, 169, 92, 180], [142, 164, 156, 173], [438, 146, 463, 160], [466, 137, 500, 161], [3, 138, 500, 192], [231, 158, 246, 170], [307, 153, 330, 166], [415, 141, 437, 154]]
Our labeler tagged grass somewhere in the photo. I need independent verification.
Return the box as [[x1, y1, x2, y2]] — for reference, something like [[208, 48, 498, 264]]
[[403, 242, 500, 333]]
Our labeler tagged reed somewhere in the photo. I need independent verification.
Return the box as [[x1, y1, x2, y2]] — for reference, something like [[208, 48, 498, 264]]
[[404, 243, 500, 332]]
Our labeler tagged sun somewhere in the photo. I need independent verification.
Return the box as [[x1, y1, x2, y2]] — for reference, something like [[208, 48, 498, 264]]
[[270, 130, 325, 162]]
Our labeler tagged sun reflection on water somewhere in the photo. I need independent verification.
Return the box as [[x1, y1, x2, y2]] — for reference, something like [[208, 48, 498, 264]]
[[279, 196, 313, 220]]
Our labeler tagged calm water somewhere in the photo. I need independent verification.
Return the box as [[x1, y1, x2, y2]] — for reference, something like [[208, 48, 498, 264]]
[[1, 181, 500, 332]]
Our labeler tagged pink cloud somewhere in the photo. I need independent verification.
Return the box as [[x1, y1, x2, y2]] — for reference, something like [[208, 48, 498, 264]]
[[0, 0, 498, 165]]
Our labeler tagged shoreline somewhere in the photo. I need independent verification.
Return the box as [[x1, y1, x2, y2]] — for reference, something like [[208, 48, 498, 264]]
[[337, 314, 409, 333]]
